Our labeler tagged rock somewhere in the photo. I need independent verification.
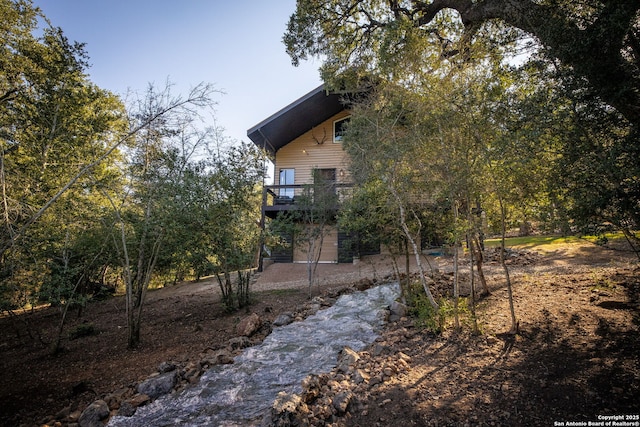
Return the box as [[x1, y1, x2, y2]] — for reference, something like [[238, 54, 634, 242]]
[[115, 393, 150, 417], [116, 401, 137, 417], [158, 361, 176, 373], [236, 313, 261, 337], [214, 349, 235, 364], [127, 394, 151, 408], [273, 313, 294, 327], [371, 343, 387, 356], [68, 409, 82, 422], [78, 400, 109, 427], [203, 349, 235, 365], [301, 374, 328, 403], [332, 391, 353, 414], [229, 336, 251, 350], [355, 278, 374, 291], [55, 405, 71, 420], [336, 347, 360, 373], [397, 351, 412, 363], [136, 370, 177, 399], [261, 391, 307, 427], [103, 394, 120, 411], [369, 375, 383, 387], [389, 301, 407, 319], [352, 369, 370, 384]]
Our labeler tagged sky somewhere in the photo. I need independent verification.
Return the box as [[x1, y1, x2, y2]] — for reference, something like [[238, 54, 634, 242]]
[[34, 0, 323, 146]]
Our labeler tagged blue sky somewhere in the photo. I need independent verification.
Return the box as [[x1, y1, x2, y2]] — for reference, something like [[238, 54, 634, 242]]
[[34, 0, 322, 145]]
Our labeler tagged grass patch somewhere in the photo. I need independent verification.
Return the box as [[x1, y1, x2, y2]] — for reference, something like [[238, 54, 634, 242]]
[[485, 232, 634, 251], [485, 235, 580, 249], [263, 288, 301, 297]]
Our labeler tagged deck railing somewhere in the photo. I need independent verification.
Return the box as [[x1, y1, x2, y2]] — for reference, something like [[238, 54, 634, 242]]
[[262, 183, 354, 211]]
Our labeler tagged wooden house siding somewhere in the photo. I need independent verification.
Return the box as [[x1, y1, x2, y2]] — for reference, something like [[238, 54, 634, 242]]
[[274, 111, 352, 186], [293, 225, 339, 263]]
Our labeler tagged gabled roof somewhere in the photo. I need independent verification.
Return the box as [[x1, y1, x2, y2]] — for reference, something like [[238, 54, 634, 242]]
[[247, 85, 347, 157]]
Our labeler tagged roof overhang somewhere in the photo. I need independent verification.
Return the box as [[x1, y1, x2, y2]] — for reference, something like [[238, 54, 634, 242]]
[[247, 85, 348, 157]]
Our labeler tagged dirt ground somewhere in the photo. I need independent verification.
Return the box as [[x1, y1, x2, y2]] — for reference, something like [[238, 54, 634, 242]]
[[0, 239, 638, 426]]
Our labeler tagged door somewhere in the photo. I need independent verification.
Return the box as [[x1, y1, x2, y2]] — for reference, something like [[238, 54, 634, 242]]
[[314, 168, 336, 201]]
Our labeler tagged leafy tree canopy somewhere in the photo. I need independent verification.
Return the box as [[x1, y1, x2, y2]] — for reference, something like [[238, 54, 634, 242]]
[[284, 0, 640, 128]]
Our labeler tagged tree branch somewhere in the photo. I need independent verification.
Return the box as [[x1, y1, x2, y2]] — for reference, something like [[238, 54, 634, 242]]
[[0, 83, 217, 258]]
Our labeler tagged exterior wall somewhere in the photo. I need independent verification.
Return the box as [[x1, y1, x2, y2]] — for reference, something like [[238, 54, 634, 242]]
[[274, 110, 352, 187], [272, 110, 355, 264], [293, 225, 338, 263]]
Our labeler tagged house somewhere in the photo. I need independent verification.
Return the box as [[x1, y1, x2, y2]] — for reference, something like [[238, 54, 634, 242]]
[[247, 84, 378, 265]]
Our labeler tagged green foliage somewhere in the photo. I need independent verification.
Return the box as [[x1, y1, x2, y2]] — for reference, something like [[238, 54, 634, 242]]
[[1, 1, 127, 311], [285, 0, 640, 248], [285, 0, 640, 128], [406, 282, 475, 334], [407, 290, 444, 334], [1, 0, 266, 346]]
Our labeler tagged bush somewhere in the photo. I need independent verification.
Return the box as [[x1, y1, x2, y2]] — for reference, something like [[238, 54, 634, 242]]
[[406, 280, 474, 333]]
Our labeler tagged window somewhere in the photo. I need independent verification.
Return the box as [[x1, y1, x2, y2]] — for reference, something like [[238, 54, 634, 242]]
[[333, 116, 350, 143], [279, 168, 295, 198], [314, 168, 336, 185]]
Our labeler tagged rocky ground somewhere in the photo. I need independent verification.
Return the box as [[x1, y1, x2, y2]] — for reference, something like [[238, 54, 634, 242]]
[[0, 239, 639, 426]]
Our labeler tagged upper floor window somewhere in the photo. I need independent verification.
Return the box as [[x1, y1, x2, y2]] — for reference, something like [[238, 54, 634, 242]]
[[333, 116, 350, 143], [279, 168, 295, 198]]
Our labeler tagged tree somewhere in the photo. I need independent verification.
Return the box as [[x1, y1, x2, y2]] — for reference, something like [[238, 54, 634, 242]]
[[285, 0, 640, 244], [342, 83, 444, 309], [1, 0, 128, 316], [342, 61, 546, 333], [285, 0, 640, 128], [514, 60, 640, 257], [105, 83, 222, 348], [207, 142, 265, 311]]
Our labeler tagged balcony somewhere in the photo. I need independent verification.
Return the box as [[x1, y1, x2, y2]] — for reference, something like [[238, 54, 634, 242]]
[[261, 183, 354, 219]]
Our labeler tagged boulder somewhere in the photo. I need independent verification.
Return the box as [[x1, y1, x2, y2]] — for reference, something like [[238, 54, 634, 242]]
[[389, 301, 407, 320], [78, 399, 109, 427], [158, 361, 176, 373], [336, 347, 360, 373], [261, 391, 308, 427], [332, 391, 353, 414], [273, 313, 294, 327], [236, 313, 261, 337], [136, 370, 177, 399]]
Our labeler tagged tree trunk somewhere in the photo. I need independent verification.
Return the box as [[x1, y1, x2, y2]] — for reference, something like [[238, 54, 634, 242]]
[[473, 235, 490, 295], [404, 239, 411, 299], [468, 232, 479, 335], [415, 0, 640, 127], [452, 203, 460, 331], [391, 186, 439, 310], [498, 197, 518, 334]]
